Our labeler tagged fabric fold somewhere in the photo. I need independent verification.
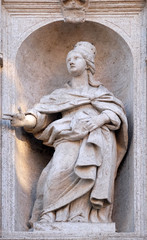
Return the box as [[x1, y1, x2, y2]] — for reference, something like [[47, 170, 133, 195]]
[[26, 84, 128, 223]]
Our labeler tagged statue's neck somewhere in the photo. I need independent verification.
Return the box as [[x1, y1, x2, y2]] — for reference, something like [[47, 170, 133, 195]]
[[71, 70, 89, 89]]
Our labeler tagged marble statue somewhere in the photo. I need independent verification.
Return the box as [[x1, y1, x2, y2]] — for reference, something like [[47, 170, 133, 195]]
[[6, 42, 128, 230]]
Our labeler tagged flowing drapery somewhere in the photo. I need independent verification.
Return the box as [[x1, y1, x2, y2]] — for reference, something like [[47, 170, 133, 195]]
[[27, 84, 128, 224]]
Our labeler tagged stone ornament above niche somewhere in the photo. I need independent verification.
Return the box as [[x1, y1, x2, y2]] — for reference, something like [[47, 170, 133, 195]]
[[61, 0, 88, 9], [60, 0, 89, 23]]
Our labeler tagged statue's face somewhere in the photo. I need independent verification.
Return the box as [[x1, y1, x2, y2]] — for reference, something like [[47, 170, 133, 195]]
[[66, 51, 86, 77]]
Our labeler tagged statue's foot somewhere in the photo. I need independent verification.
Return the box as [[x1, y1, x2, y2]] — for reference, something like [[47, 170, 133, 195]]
[[33, 220, 61, 231], [32, 212, 57, 231], [40, 212, 55, 223], [33, 221, 53, 231]]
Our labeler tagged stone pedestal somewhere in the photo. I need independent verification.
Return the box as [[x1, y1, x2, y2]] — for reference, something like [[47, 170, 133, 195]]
[[33, 222, 116, 235]]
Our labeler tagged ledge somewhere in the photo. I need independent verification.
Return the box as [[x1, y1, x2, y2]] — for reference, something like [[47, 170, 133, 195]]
[[2, 0, 145, 15], [1, 231, 147, 240]]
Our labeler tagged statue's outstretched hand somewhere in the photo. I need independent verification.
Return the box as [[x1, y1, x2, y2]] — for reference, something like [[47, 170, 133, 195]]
[[3, 107, 26, 127], [3, 107, 36, 128]]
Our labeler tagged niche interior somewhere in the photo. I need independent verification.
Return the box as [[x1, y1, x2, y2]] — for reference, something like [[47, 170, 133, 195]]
[[15, 20, 133, 232]]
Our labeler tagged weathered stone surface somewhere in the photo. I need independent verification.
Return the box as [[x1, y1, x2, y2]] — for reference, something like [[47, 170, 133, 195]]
[[2, 0, 145, 14], [6, 41, 128, 231], [60, 0, 89, 23], [13, 23, 133, 232], [0, 0, 147, 239]]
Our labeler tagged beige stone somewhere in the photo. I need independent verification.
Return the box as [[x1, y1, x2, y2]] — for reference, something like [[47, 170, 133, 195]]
[[0, 0, 147, 239], [5, 42, 127, 232]]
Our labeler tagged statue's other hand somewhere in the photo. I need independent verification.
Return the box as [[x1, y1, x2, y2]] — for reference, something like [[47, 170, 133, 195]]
[[79, 113, 110, 132], [79, 116, 99, 132]]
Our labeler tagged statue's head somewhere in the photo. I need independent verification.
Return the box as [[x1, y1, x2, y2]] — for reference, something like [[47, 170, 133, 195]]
[[66, 50, 87, 77], [73, 41, 96, 74], [66, 41, 99, 87]]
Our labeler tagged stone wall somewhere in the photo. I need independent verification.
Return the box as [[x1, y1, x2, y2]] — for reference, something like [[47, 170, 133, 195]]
[[0, 0, 147, 239]]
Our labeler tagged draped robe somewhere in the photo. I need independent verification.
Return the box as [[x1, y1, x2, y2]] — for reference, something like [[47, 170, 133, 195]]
[[27, 84, 128, 224]]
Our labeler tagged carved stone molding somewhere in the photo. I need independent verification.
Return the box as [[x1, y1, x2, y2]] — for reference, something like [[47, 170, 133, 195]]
[[2, 0, 145, 15], [60, 0, 89, 23]]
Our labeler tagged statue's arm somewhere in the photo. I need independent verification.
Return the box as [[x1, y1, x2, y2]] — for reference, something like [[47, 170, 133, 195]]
[[101, 110, 121, 130], [20, 114, 37, 129]]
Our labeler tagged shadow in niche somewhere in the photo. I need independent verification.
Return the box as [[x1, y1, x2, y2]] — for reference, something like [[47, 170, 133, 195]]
[[15, 111, 62, 230], [15, 20, 133, 232], [15, 127, 54, 230], [113, 111, 134, 232], [15, 128, 54, 155]]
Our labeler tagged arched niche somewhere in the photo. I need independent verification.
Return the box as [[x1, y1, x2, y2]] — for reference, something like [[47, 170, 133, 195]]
[[15, 20, 133, 232]]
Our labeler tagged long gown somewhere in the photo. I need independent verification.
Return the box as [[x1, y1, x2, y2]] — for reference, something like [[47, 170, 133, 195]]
[[26, 83, 128, 225]]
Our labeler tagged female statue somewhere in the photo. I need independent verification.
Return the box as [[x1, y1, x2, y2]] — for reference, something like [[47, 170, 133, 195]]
[[9, 42, 128, 230]]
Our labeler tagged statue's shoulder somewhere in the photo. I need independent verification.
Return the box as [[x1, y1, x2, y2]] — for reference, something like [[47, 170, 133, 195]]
[[39, 87, 69, 103], [93, 84, 113, 96], [95, 84, 125, 109]]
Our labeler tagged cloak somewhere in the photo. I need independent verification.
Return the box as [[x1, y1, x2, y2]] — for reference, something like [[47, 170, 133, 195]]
[[26, 84, 128, 221]]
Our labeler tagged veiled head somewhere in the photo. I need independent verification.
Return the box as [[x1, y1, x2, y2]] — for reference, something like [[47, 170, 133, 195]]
[[73, 41, 96, 75], [66, 42, 100, 87]]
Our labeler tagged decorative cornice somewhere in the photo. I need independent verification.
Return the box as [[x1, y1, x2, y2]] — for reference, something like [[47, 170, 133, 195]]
[[2, 0, 145, 15], [88, 0, 145, 14]]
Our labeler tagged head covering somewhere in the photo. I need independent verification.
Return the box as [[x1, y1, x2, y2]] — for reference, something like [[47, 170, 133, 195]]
[[72, 41, 101, 87], [73, 41, 96, 74]]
